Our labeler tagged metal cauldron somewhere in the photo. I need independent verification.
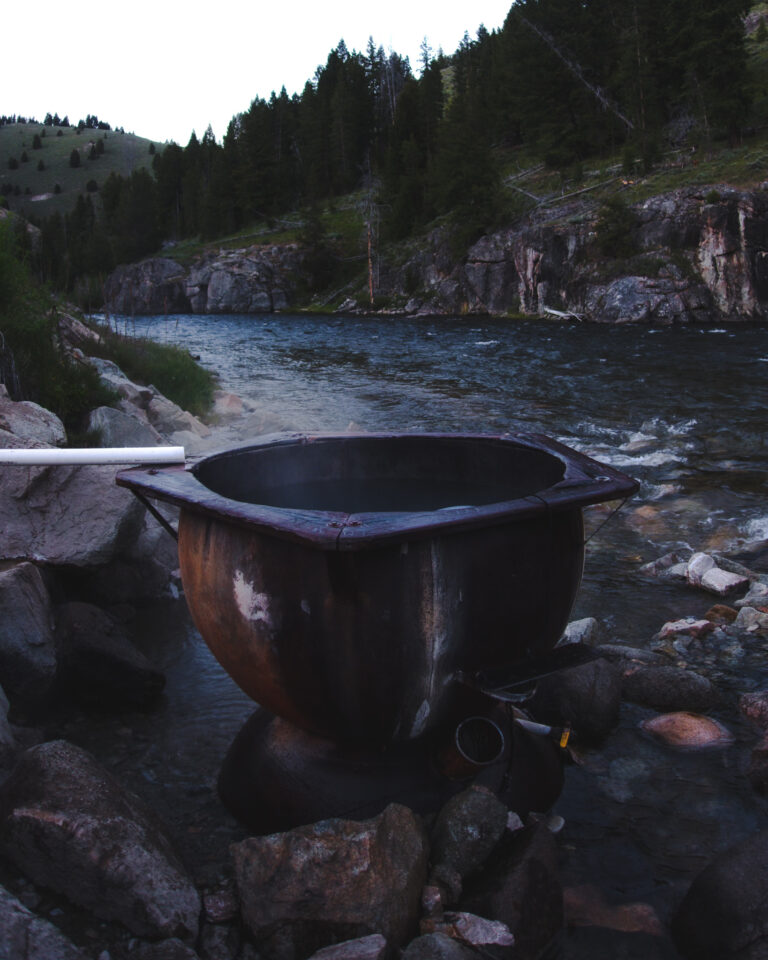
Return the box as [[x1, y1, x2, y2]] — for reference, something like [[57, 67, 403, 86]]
[[117, 432, 637, 745]]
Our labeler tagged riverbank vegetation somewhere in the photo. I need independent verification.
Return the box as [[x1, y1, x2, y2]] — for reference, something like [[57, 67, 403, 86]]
[[0, 218, 216, 426], [1, 0, 765, 308]]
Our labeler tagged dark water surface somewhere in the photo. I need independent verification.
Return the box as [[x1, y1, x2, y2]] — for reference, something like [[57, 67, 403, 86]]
[[78, 313, 768, 954]]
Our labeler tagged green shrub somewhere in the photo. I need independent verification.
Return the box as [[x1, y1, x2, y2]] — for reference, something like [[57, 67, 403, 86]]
[[0, 220, 115, 430], [88, 325, 216, 417]]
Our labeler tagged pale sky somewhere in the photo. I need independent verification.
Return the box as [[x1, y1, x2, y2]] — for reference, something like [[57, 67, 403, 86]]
[[5, 1, 512, 145]]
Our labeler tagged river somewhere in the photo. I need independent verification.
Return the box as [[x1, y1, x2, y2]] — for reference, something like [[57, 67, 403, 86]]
[[78, 312, 768, 955]]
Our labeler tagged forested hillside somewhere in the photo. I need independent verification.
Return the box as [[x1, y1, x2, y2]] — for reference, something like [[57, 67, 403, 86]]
[[4, 0, 758, 306]]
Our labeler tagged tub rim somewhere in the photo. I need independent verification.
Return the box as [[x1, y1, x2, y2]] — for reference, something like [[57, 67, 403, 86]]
[[116, 431, 639, 550]]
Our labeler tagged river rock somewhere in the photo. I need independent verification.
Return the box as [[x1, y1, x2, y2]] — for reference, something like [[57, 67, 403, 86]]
[[735, 607, 768, 634], [686, 552, 750, 596], [657, 619, 715, 641], [735, 581, 768, 609], [739, 690, 768, 729], [621, 665, 717, 713], [0, 562, 56, 709], [704, 604, 739, 624], [430, 785, 508, 879], [231, 803, 429, 960], [307, 934, 388, 960], [401, 933, 476, 960], [746, 733, 768, 794], [640, 712, 734, 749], [54, 601, 165, 709], [672, 828, 768, 959], [0, 740, 200, 941], [425, 912, 516, 948], [129, 939, 201, 960], [560, 617, 601, 646], [0, 883, 88, 960], [526, 655, 622, 741], [459, 822, 562, 960], [87, 405, 164, 447], [0, 396, 67, 446], [639, 550, 693, 581]]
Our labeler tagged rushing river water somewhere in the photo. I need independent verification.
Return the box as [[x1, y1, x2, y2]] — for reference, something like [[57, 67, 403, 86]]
[[73, 313, 768, 955]]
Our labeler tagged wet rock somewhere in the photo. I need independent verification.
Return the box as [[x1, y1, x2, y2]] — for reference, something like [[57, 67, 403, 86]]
[[739, 690, 768, 729], [704, 604, 739, 624], [427, 863, 463, 907], [621, 665, 717, 713], [430, 785, 508, 879], [595, 643, 667, 665], [401, 933, 476, 960], [640, 712, 734, 750], [564, 883, 665, 935], [735, 607, 768, 634], [687, 552, 750, 596], [560, 617, 600, 646], [0, 562, 56, 708], [0, 883, 88, 960], [735, 581, 768, 609], [54, 602, 165, 710], [526, 655, 622, 741], [232, 803, 429, 959], [198, 923, 242, 960], [459, 822, 562, 960], [427, 912, 515, 948], [747, 734, 768, 794], [307, 934, 388, 960], [87, 406, 164, 447], [0, 740, 200, 941], [657, 619, 715, 641], [672, 828, 768, 959], [129, 939, 201, 960], [639, 550, 693, 581]]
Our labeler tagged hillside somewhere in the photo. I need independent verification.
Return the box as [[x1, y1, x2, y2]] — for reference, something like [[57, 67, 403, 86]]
[[0, 121, 162, 219]]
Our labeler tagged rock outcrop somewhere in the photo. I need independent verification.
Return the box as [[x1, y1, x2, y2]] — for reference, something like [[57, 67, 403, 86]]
[[104, 244, 307, 316], [383, 185, 768, 323]]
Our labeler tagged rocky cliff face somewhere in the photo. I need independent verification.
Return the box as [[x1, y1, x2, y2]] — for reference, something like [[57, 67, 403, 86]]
[[383, 185, 768, 323], [103, 186, 768, 323], [103, 243, 306, 315]]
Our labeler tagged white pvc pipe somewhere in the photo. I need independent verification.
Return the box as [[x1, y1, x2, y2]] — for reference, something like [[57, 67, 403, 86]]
[[0, 446, 186, 466]]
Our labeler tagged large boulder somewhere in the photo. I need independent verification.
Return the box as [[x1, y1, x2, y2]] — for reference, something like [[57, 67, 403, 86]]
[[87, 405, 164, 447], [0, 433, 145, 567], [0, 884, 88, 960], [430, 786, 508, 880], [526, 654, 622, 741], [0, 396, 66, 446], [54, 601, 165, 710], [459, 822, 562, 960], [231, 803, 429, 960], [0, 562, 56, 708], [672, 829, 768, 959], [0, 740, 200, 941]]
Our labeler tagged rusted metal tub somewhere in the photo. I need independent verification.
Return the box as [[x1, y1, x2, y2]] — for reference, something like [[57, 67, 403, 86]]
[[117, 432, 637, 746]]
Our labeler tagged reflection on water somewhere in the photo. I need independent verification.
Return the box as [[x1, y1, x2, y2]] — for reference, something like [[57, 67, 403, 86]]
[[88, 313, 768, 951]]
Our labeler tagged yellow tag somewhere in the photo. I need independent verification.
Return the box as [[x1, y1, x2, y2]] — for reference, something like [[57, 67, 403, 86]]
[[559, 728, 571, 749]]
